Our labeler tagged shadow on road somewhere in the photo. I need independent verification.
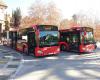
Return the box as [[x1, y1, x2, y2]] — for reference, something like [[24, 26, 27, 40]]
[[13, 50, 100, 80]]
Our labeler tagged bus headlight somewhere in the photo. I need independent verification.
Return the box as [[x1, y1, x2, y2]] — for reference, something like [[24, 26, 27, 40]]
[[82, 48, 85, 50], [57, 48, 60, 52], [37, 50, 43, 54]]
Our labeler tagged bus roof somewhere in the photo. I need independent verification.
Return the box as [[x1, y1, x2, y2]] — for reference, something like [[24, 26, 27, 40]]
[[31, 24, 58, 28], [18, 24, 58, 31], [59, 27, 93, 32]]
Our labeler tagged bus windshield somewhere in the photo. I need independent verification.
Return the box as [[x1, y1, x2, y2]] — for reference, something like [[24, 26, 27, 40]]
[[39, 31, 58, 47], [81, 31, 94, 44]]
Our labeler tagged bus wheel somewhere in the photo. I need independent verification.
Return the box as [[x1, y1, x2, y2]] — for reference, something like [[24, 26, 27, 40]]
[[23, 46, 29, 56], [60, 45, 66, 51]]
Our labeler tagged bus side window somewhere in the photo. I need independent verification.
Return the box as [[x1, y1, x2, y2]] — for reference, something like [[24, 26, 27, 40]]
[[66, 36, 70, 42], [22, 35, 27, 42], [72, 34, 79, 43]]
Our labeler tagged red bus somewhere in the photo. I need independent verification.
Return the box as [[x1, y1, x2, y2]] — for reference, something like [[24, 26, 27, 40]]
[[16, 25, 60, 57], [59, 27, 96, 53]]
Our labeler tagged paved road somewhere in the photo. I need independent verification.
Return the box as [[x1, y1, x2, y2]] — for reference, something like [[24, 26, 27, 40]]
[[0, 45, 22, 80], [1, 44, 100, 80], [11, 48, 100, 80]]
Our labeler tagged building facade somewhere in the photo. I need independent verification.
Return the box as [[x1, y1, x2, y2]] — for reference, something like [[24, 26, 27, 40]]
[[0, 0, 7, 40]]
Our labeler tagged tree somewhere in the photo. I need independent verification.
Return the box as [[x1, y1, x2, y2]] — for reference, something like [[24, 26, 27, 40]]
[[60, 19, 79, 30], [10, 8, 21, 49], [5, 13, 10, 31], [29, 0, 61, 25], [11, 8, 21, 28], [20, 16, 36, 29], [46, 2, 61, 25], [73, 10, 100, 28], [60, 19, 69, 29]]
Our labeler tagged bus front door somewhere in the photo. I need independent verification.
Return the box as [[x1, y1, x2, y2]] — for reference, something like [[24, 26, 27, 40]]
[[70, 33, 80, 52], [28, 32, 36, 54]]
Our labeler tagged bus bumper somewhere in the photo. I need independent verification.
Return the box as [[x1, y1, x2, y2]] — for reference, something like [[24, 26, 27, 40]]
[[80, 44, 96, 53], [35, 46, 60, 57]]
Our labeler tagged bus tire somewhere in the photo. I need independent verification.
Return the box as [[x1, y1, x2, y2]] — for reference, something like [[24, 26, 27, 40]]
[[23, 46, 29, 56], [60, 45, 69, 51], [60, 45, 66, 51]]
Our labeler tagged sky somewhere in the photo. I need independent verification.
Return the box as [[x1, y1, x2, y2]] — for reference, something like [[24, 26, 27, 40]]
[[4, 0, 100, 19]]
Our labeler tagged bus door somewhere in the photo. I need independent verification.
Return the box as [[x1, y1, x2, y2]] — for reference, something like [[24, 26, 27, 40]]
[[27, 32, 36, 54], [69, 32, 80, 51]]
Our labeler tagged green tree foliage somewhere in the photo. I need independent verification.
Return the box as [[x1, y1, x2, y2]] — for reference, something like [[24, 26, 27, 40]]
[[12, 8, 21, 28], [5, 13, 9, 31]]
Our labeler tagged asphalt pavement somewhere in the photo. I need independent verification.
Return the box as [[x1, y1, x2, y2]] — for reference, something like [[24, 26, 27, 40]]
[[12, 48, 100, 80], [0, 43, 100, 80], [0, 44, 23, 80]]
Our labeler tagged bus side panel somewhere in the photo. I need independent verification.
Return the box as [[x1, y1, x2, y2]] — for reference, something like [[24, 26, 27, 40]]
[[16, 44, 22, 52], [35, 46, 60, 57], [59, 42, 68, 46], [16, 42, 28, 53], [79, 44, 95, 52]]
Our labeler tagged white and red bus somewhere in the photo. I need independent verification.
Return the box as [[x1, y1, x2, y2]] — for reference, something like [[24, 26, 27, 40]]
[[59, 27, 96, 53], [16, 25, 60, 57]]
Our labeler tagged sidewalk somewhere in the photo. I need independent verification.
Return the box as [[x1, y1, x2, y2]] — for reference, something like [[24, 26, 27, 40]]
[[0, 44, 23, 80]]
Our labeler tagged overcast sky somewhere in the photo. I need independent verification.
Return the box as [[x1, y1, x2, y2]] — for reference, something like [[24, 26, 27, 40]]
[[4, 0, 100, 19]]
